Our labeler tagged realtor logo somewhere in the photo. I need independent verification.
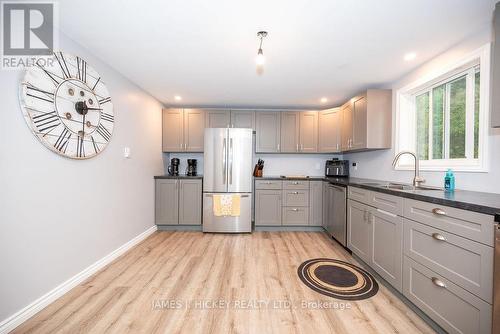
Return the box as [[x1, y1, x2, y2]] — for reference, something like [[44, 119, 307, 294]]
[[1, 1, 58, 69]]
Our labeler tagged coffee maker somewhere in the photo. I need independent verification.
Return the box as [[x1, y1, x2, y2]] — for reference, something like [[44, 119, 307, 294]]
[[186, 159, 197, 176], [168, 158, 180, 176]]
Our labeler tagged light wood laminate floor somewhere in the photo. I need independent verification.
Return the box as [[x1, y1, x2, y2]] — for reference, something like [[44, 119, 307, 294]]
[[13, 231, 435, 334]]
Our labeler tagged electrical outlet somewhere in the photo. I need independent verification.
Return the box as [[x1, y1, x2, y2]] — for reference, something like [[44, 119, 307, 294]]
[[123, 147, 131, 158], [352, 162, 358, 171]]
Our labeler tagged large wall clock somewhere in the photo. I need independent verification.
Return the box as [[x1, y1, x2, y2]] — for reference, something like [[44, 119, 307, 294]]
[[19, 51, 114, 159]]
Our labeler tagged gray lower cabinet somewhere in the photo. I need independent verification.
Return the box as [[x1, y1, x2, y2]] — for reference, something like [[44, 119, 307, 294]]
[[155, 179, 202, 225], [178, 179, 202, 225], [309, 181, 323, 226], [155, 179, 179, 225], [256, 112, 281, 153], [403, 256, 492, 334], [347, 199, 371, 264], [255, 190, 282, 226], [370, 207, 403, 291], [282, 207, 309, 226], [322, 182, 329, 229]]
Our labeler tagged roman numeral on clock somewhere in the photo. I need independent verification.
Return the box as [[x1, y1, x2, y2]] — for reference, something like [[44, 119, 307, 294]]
[[54, 52, 72, 79], [96, 124, 111, 142], [90, 136, 100, 154], [54, 128, 71, 152], [77, 57, 87, 82], [76, 135, 85, 158], [101, 112, 114, 123], [32, 111, 60, 134], [98, 97, 111, 105]]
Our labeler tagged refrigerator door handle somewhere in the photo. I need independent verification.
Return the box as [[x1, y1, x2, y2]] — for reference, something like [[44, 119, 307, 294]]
[[229, 138, 233, 184], [222, 138, 227, 184]]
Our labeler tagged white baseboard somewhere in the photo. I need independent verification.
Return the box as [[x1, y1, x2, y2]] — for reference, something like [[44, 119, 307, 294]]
[[0, 225, 158, 334]]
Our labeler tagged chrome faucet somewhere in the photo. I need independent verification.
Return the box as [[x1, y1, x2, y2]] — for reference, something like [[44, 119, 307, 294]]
[[392, 151, 425, 187]]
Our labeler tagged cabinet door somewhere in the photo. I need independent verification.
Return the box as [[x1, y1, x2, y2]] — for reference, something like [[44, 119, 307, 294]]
[[341, 102, 353, 151], [255, 112, 281, 153], [322, 182, 329, 228], [309, 181, 323, 226], [280, 111, 300, 152], [205, 109, 230, 128], [162, 109, 184, 152], [231, 110, 255, 129], [179, 179, 202, 225], [347, 199, 371, 263], [318, 108, 341, 152], [352, 96, 367, 149], [255, 190, 282, 226], [184, 109, 205, 152], [299, 111, 318, 152], [370, 208, 403, 291], [155, 179, 179, 225]]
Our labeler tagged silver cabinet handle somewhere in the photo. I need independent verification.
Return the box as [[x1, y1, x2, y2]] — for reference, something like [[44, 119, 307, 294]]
[[431, 277, 447, 288], [293, 181, 299, 185], [296, 143, 299, 151], [222, 138, 226, 184], [432, 208, 447, 216], [292, 208, 298, 211], [277, 143, 280, 151], [229, 138, 233, 185], [292, 191, 299, 194], [265, 181, 271, 184], [432, 233, 446, 241]]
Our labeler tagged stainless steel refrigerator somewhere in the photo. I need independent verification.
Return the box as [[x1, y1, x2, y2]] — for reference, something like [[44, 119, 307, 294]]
[[203, 128, 253, 233]]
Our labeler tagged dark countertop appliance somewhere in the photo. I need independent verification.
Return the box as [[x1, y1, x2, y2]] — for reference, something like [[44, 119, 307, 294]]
[[186, 159, 198, 176], [325, 159, 349, 177]]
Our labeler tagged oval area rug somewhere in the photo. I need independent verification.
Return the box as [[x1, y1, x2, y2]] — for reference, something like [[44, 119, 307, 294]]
[[297, 258, 378, 300]]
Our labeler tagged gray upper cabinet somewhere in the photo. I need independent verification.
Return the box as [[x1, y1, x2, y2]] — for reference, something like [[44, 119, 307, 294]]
[[309, 181, 323, 226], [299, 111, 318, 152], [162, 108, 205, 152], [155, 179, 179, 225], [184, 109, 205, 152], [255, 190, 282, 226], [341, 89, 392, 152], [231, 110, 255, 129], [256, 111, 281, 153], [162, 109, 184, 152], [318, 108, 341, 153], [370, 207, 403, 291], [155, 178, 202, 225], [178, 179, 202, 225], [280, 111, 300, 153], [205, 109, 230, 128]]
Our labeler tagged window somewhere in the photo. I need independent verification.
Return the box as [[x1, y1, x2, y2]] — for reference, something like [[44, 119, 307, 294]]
[[395, 44, 490, 172]]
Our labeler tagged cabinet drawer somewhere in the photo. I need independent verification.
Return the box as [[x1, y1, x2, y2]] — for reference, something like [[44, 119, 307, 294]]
[[403, 219, 493, 302], [255, 179, 283, 190], [282, 207, 309, 226], [348, 186, 371, 205], [370, 191, 403, 216], [404, 199, 495, 246], [283, 180, 309, 190], [283, 190, 309, 207], [403, 257, 492, 334]]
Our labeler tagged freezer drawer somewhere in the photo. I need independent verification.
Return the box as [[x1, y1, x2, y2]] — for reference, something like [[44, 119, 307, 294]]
[[202, 193, 252, 233]]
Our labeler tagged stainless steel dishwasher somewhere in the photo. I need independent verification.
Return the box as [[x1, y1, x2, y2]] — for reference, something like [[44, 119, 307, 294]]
[[325, 184, 347, 246]]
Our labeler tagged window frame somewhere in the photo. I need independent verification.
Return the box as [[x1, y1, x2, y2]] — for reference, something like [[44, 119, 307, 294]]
[[394, 44, 490, 172]]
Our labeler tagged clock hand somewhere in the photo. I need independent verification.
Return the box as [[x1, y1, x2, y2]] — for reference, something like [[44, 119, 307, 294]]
[[82, 107, 103, 111]]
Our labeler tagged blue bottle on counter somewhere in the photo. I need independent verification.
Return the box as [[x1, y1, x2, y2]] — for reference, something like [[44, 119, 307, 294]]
[[444, 169, 455, 191]]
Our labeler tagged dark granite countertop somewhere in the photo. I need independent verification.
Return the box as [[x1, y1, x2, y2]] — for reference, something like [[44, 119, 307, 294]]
[[257, 176, 500, 216], [154, 175, 203, 179]]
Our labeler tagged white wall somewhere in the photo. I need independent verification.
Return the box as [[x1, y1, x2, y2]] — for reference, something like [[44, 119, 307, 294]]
[[346, 28, 500, 193], [0, 32, 164, 322]]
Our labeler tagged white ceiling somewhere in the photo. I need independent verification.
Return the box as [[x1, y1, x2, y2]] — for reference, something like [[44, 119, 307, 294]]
[[58, 0, 496, 108]]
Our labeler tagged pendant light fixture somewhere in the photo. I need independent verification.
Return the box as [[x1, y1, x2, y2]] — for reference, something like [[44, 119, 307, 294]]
[[256, 31, 268, 66]]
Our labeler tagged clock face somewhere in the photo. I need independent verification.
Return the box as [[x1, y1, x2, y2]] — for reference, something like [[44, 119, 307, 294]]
[[20, 51, 114, 159]]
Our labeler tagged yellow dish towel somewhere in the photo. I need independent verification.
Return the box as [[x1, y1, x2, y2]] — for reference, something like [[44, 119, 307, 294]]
[[213, 194, 241, 217]]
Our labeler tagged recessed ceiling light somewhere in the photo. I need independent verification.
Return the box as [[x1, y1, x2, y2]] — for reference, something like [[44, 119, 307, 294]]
[[404, 52, 417, 61], [174, 95, 182, 101], [320, 97, 328, 103]]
